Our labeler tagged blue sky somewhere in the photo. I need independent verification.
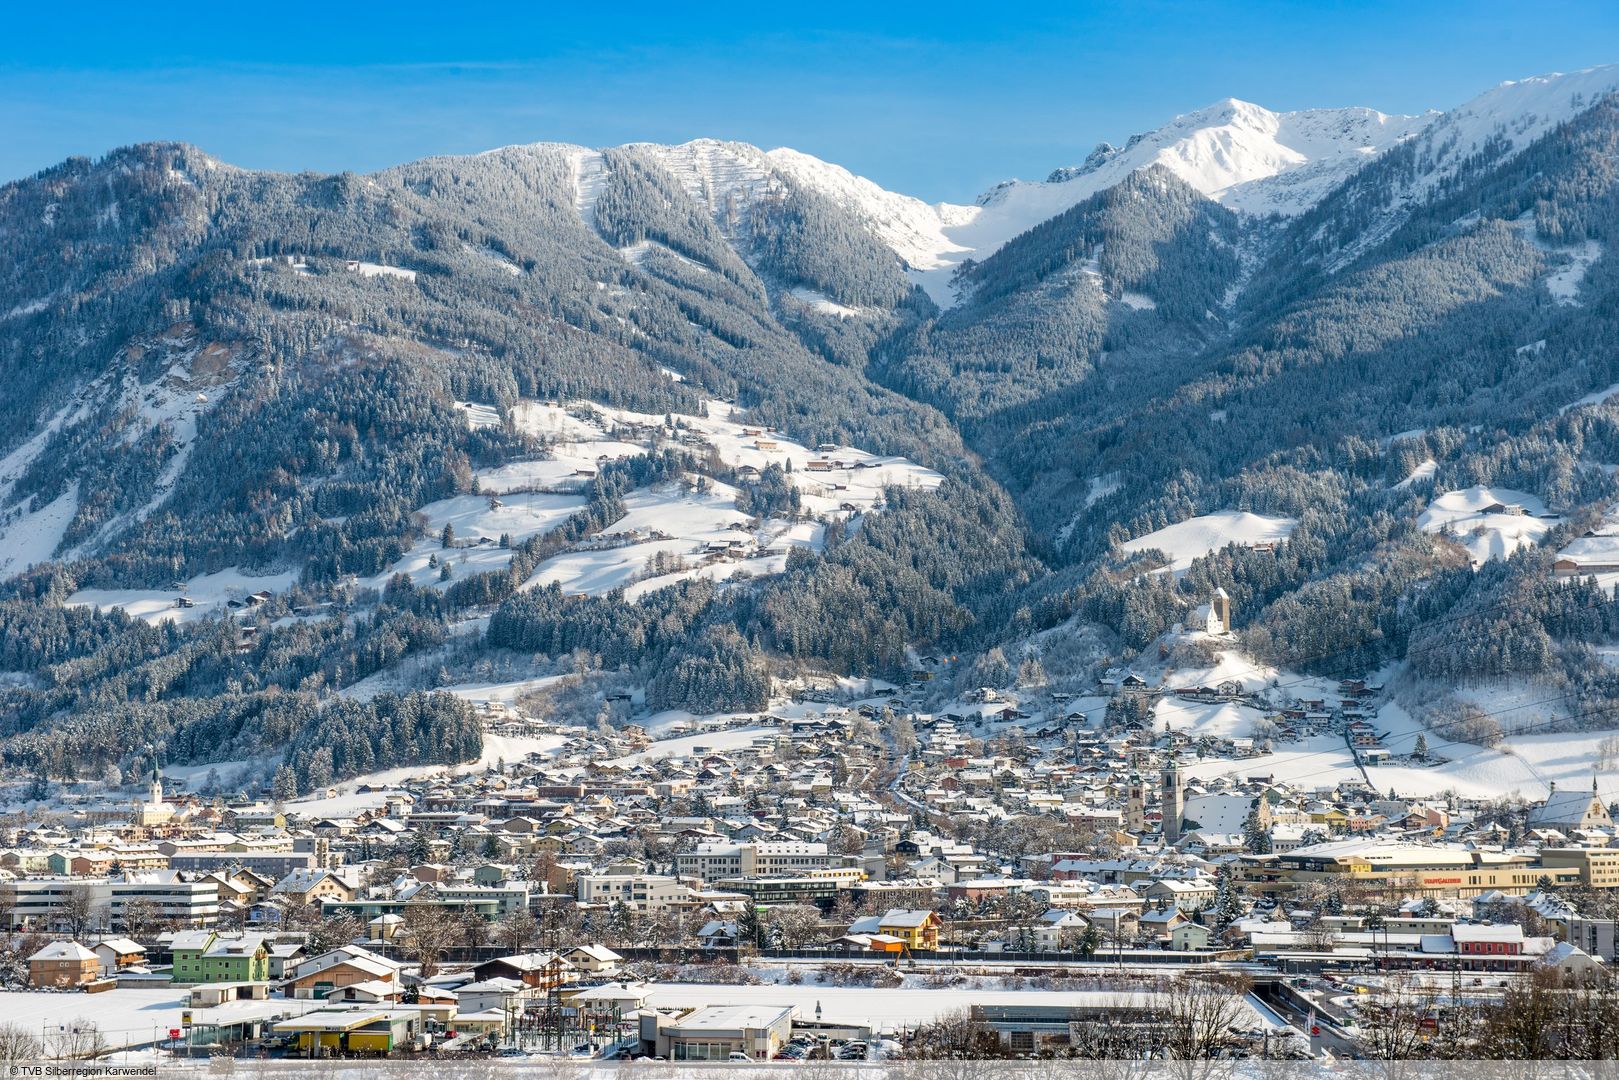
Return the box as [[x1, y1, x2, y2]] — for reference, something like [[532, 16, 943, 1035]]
[[3, 1, 1618, 201]]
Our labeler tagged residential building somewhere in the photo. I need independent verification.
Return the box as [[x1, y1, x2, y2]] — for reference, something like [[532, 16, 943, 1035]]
[[575, 873, 693, 912], [91, 936, 147, 977], [284, 946, 403, 1000], [171, 931, 270, 984], [28, 941, 100, 988], [675, 842, 833, 883]]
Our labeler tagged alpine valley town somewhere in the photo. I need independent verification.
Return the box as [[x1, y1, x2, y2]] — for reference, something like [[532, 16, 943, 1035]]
[[10, 5, 1619, 1071]]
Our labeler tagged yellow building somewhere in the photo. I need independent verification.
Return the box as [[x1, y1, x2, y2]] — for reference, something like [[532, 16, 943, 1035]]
[[1537, 848, 1619, 889], [870, 909, 940, 950], [1236, 840, 1582, 898], [271, 1009, 419, 1055]]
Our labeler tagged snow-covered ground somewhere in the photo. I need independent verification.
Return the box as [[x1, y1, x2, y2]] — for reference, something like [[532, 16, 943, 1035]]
[[570, 149, 608, 229], [1417, 486, 1558, 567], [0, 335, 241, 581], [1120, 510, 1296, 576], [0, 986, 189, 1050], [1553, 502, 1619, 584], [67, 567, 299, 626], [1562, 382, 1619, 415], [349, 261, 417, 282], [356, 491, 587, 592], [454, 398, 939, 600], [287, 730, 569, 817], [786, 286, 869, 318], [1154, 698, 1267, 741], [0, 485, 77, 581], [441, 674, 571, 707], [641, 982, 1269, 1030], [1394, 458, 1437, 489], [599, 725, 775, 768], [1184, 735, 1363, 790], [1544, 240, 1603, 305]]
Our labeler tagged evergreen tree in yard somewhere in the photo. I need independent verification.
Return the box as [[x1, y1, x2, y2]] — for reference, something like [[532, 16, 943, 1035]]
[[1242, 808, 1272, 854], [404, 830, 432, 864], [608, 900, 635, 943], [1078, 923, 1101, 958], [1212, 866, 1244, 931], [737, 903, 764, 950]]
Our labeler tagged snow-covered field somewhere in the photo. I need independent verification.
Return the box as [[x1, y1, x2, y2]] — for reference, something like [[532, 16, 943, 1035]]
[[457, 398, 940, 600], [350, 261, 417, 282], [1417, 486, 1558, 567], [356, 491, 587, 592], [601, 725, 775, 768], [1154, 698, 1267, 741], [1184, 735, 1363, 790], [442, 674, 570, 707], [1554, 504, 1619, 583], [0, 986, 189, 1049], [1545, 240, 1603, 304], [67, 567, 299, 626], [786, 286, 869, 318], [1120, 511, 1296, 576], [1394, 458, 1437, 489]]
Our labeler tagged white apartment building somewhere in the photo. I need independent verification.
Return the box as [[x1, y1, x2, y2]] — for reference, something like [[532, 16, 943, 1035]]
[[675, 842, 833, 883], [110, 872, 220, 928], [575, 874, 694, 911]]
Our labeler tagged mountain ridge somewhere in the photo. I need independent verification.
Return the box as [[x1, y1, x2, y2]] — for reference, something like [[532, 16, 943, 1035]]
[[3, 62, 1619, 790]]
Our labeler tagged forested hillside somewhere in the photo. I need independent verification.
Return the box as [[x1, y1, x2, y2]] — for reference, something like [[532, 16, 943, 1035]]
[[5, 75, 1619, 790]]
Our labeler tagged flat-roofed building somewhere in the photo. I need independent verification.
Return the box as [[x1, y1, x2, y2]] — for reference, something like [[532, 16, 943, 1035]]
[[675, 842, 833, 884], [575, 874, 694, 912], [1538, 848, 1619, 889], [640, 1004, 794, 1062], [1236, 840, 1581, 898], [111, 872, 220, 928]]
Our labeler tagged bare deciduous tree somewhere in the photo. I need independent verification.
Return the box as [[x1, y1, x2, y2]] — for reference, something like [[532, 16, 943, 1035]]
[[0, 1022, 40, 1066], [401, 906, 460, 978], [1159, 973, 1252, 1080], [1358, 972, 1441, 1077], [766, 904, 824, 949], [49, 1019, 106, 1060], [497, 909, 538, 952]]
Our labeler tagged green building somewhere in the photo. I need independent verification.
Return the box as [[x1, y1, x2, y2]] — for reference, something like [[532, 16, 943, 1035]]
[[170, 931, 270, 984]]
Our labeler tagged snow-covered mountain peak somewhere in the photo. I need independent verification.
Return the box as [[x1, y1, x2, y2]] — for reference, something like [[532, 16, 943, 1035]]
[[886, 97, 1429, 305], [764, 147, 976, 271], [615, 139, 976, 273], [476, 67, 1619, 309], [1314, 64, 1619, 271], [1405, 64, 1619, 191], [1010, 98, 1431, 218]]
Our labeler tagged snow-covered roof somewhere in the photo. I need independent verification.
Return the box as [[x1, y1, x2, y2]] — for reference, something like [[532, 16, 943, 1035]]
[[29, 941, 95, 962]]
